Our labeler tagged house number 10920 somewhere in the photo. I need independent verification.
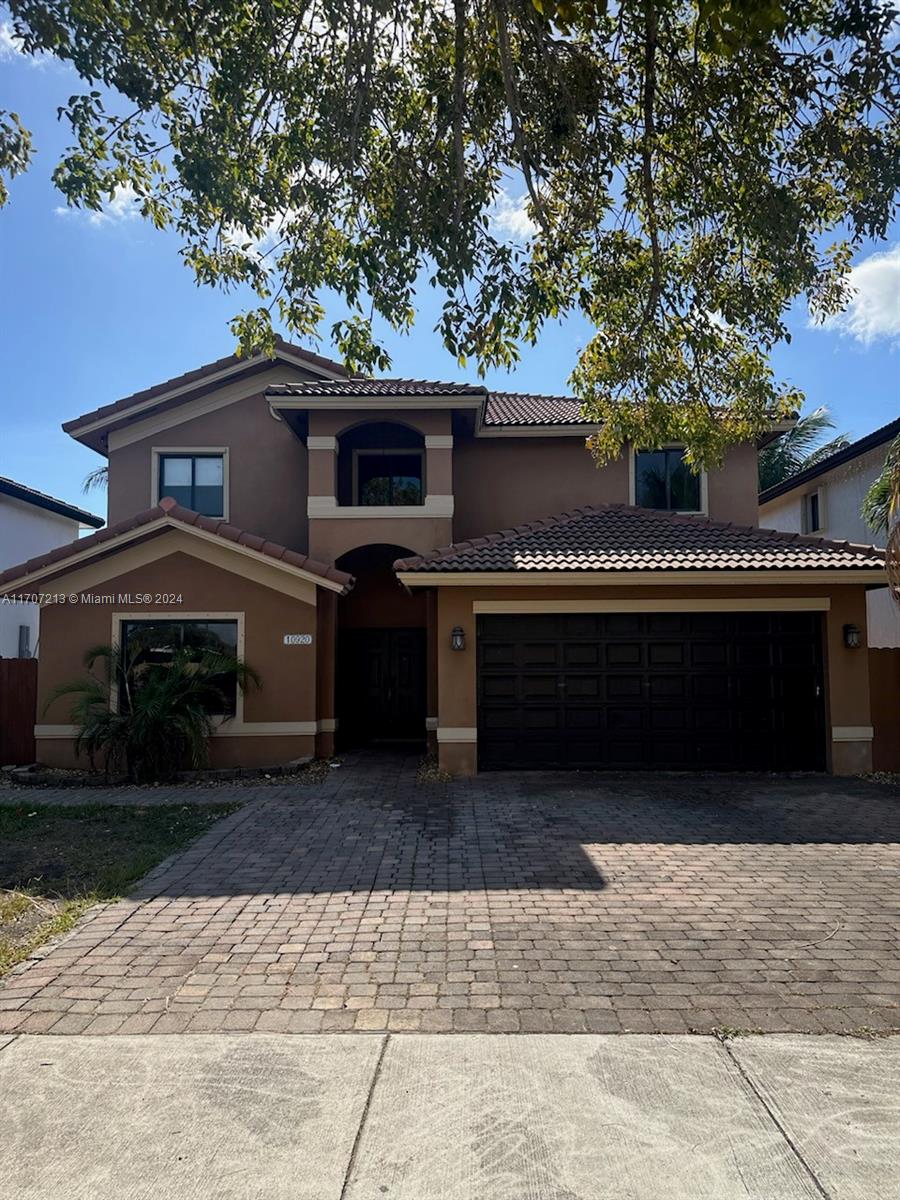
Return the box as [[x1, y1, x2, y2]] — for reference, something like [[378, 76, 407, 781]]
[[283, 633, 313, 646]]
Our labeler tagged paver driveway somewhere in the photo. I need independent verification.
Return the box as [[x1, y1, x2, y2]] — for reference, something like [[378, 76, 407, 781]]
[[1, 757, 898, 1035]]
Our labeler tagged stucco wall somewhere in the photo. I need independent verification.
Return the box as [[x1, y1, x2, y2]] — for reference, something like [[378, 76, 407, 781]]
[[759, 445, 896, 647], [34, 547, 320, 769], [452, 438, 760, 540], [106, 363, 317, 550], [0, 494, 85, 658], [760, 445, 888, 546]]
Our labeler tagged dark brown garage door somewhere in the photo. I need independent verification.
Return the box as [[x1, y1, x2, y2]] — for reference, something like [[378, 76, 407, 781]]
[[477, 611, 826, 771]]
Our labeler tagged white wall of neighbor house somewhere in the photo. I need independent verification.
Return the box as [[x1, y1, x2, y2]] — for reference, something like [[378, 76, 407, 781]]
[[760, 444, 898, 647], [0, 494, 84, 658]]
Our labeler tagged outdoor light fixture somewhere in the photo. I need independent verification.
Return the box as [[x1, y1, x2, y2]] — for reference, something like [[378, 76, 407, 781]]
[[451, 626, 466, 651], [843, 623, 862, 649]]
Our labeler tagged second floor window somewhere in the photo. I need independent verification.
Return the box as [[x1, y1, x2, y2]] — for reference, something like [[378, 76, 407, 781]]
[[634, 448, 702, 512], [159, 454, 224, 517], [355, 449, 424, 506]]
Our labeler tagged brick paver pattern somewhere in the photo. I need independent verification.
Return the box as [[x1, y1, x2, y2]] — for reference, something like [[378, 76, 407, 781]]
[[2, 758, 898, 1036]]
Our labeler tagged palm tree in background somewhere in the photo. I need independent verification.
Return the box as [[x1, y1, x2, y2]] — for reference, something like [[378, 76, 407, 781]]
[[862, 435, 900, 613], [758, 407, 850, 493], [82, 465, 108, 493]]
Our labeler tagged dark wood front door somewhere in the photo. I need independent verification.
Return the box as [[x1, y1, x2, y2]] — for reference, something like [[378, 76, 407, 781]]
[[338, 628, 426, 745], [477, 611, 826, 771]]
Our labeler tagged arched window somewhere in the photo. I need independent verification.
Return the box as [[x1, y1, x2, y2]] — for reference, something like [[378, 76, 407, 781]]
[[337, 422, 425, 507]]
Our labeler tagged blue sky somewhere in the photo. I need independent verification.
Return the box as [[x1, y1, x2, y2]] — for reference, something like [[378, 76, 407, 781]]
[[2, 24, 898, 520]]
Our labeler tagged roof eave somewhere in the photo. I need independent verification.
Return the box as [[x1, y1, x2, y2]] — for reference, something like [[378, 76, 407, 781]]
[[396, 568, 887, 587]]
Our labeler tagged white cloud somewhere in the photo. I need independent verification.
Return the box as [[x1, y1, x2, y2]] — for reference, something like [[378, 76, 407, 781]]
[[489, 188, 537, 240], [819, 244, 900, 345], [0, 18, 48, 66], [55, 183, 141, 226]]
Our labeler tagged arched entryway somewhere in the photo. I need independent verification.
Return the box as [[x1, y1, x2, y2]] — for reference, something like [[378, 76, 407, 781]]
[[335, 544, 429, 748]]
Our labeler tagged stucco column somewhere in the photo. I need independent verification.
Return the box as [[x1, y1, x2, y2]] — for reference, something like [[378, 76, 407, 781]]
[[436, 588, 477, 775], [826, 586, 873, 774], [316, 589, 338, 758], [425, 435, 453, 507], [307, 435, 338, 505], [426, 588, 438, 752]]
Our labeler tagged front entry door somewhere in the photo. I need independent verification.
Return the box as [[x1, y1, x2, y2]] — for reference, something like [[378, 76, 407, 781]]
[[339, 628, 426, 744]]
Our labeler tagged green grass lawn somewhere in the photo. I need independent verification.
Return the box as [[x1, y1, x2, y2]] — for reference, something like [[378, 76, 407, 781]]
[[0, 802, 239, 977]]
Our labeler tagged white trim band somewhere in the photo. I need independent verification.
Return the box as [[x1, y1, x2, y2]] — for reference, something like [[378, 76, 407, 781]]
[[398, 570, 886, 587], [308, 495, 454, 519], [424, 435, 454, 449], [35, 721, 318, 740], [317, 718, 338, 733], [472, 598, 833, 615], [436, 727, 478, 743], [831, 726, 874, 742], [307, 435, 338, 451]]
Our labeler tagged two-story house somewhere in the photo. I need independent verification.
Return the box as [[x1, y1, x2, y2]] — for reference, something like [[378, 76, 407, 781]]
[[0, 476, 103, 659], [0, 340, 886, 776]]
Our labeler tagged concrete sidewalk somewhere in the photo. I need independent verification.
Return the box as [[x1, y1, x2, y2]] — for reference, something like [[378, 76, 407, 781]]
[[1, 1033, 897, 1199]]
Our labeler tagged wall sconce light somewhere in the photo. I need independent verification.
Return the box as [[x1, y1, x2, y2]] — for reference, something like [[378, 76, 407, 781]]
[[450, 626, 466, 652], [843, 623, 862, 649]]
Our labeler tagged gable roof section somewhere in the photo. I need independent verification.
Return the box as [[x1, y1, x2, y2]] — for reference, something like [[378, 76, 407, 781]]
[[0, 476, 104, 529], [64, 338, 352, 453], [759, 416, 900, 505], [0, 496, 353, 595], [394, 503, 886, 578]]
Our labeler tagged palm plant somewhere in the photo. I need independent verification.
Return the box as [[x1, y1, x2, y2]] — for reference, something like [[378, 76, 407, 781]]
[[862, 435, 900, 537], [863, 434, 900, 613], [82, 465, 108, 493], [758, 407, 850, 493], [44, 631, 260, 783]]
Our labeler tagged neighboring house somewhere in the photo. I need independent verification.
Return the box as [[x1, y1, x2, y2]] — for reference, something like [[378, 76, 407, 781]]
[[0, 339, 886, 776], [0, 477, 104, 658], [759, 417, 900, 649]]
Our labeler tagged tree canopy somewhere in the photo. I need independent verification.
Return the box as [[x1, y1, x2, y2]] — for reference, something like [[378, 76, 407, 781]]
[[3, 0, 899, 464]]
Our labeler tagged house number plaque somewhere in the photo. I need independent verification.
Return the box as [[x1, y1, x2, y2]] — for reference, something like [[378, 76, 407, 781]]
[[283, 634, 313, 645]]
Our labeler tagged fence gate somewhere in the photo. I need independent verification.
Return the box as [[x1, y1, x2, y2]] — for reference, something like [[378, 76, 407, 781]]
[[0, 658, 38, 765]]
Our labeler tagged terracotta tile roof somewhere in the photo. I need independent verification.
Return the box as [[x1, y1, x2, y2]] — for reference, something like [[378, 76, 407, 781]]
[[0, 496, 353, 593], [268, 379, 486, 398], [63, 337, 350, 436], [483, 391, 588, 426], [0, 476, 104, 528], [394, 504, 886, 574]]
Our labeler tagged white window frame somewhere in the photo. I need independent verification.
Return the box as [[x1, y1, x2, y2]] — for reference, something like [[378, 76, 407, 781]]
[[802, 487, 826, 535], [151, 447, 230, 520], [629, 444, 709, 516], [111, 611, 245, 722], [351, 446, 426, 507]]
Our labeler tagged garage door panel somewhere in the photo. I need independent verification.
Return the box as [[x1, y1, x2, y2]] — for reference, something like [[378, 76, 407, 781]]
[[648, 675, 686, 698], [564, 642, 601, 666], [478, 611, 825, 772], [521, 675, 558, 700], [607, 642, 642, 666]]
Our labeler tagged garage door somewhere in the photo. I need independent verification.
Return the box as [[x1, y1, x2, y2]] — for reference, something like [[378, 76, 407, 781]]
[[477, 611, 826, 771]]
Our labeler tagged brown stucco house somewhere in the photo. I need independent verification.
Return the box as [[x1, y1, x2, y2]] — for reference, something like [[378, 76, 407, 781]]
[[0, 339, 887, 776]]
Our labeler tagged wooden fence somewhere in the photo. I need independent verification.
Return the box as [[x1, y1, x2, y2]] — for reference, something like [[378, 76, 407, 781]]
[[0, 657, 38, 765]]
